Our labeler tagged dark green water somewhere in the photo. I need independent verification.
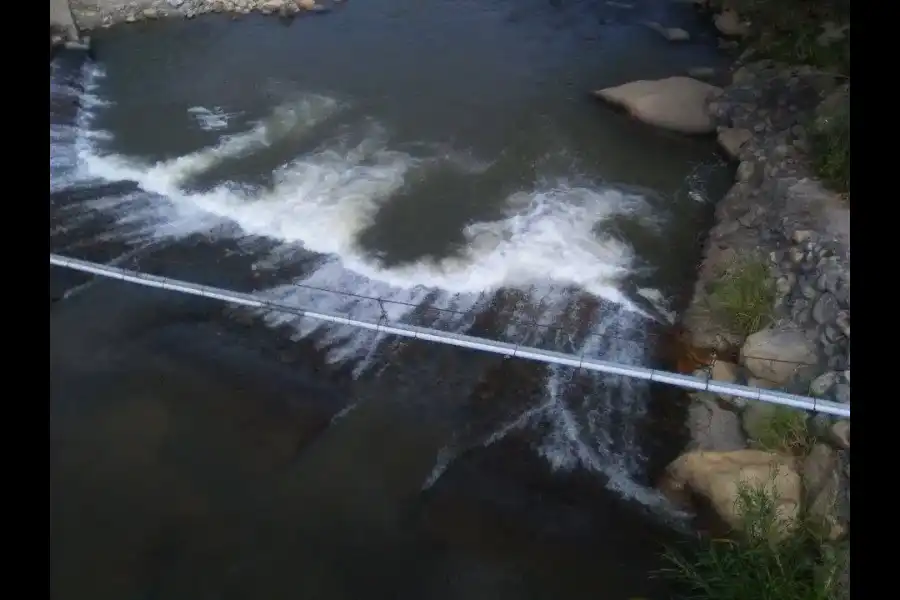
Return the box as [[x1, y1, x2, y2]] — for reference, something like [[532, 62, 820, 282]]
[[50, 2, 733, 598]]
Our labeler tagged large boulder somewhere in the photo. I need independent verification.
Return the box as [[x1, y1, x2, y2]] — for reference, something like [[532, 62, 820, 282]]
[[660, 450, 801, 537], [740, 327, 819, 386], [593, 77, 721, 134]]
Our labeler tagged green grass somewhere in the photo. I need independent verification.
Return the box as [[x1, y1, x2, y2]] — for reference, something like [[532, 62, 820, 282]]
[[661, 482, 848, 600], [810, 96, 850, 195], [708, 259, 775, 338], [727, 0, 850, 76], [749, 406, 814, 456]]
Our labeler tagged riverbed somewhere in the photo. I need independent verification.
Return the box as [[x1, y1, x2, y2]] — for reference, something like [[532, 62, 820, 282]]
[[50, 2, 733, 598]]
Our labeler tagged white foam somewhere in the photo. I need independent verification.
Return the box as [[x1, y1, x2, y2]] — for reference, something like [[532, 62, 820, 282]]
[[188, 105, 238, 131], [75, 88, 646, 307], [50, 61, 109, 193], [51, 64, 684, 514]]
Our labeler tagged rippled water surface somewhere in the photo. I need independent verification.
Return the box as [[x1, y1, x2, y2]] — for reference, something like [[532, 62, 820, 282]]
[[50, 2, 733, 599]]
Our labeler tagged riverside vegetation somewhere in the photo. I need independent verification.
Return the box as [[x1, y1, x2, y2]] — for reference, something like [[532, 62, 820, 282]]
[[653, 1, 850, 599]]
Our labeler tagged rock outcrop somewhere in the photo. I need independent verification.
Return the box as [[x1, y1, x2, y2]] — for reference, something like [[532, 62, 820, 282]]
[[593, 77, 722, 134], [659, 1, 850, 555]]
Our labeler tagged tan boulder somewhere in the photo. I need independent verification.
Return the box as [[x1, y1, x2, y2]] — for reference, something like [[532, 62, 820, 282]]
[[714, 10, 750, 37], [717, 127, 752, 160], [660, 450, 801, 537], [593, 77, 721, 134], [802, 444, 846, 540], [828, 420, 850, 449], [740, 327, 819, 386]]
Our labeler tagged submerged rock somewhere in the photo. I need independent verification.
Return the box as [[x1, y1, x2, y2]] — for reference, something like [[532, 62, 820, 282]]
[[645, 22, 691, 42]]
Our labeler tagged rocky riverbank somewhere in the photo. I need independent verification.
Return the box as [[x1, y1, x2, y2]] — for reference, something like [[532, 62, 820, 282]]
[[672, 26, 851, 546], [69, 0, 336, 30], [593, 1, 850, 592]]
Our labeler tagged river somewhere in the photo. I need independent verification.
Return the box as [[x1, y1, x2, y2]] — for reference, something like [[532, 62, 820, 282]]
[[49, 2, 733, 598]]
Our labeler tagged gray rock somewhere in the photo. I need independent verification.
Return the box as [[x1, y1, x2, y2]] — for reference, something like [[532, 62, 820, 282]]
[[831, 383, 850, 404], [816, 268, 841, 293], [833, 284, 850, 308], [168, 0, 185, 6], [736, 160, 759, 184], [812, 292, 840, 325], [687, 395, 747, 451], [801, 283, 819, 300], [741, 327, 818, 385], [776, 274, 795, 296], [809, 371, 838, 397], [822, 325, 842, 344]]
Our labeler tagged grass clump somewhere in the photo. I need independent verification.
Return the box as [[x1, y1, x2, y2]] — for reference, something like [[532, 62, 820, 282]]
[[662, 482, 848, 600], [708, 258, 774, 337], [810, 96, 850, 196], [749, 405, 814, 456]]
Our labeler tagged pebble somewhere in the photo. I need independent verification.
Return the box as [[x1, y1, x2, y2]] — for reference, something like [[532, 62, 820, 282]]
[[835, 310, 850, 337], [775, 274, 794, 295], [812, 292, 840, 324], [831, 383, 851, 404]]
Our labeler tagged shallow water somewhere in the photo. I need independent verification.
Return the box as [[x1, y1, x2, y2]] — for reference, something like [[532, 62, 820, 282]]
[[50, 2, 733, 598]]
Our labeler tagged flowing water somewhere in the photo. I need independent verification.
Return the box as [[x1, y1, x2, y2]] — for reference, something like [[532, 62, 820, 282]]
[[50, 2, 734, 599]]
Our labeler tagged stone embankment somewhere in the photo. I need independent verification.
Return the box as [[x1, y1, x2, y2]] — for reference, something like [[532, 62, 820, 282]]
[[593, 1, 850, 545], [68, 0, 335, 30]]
